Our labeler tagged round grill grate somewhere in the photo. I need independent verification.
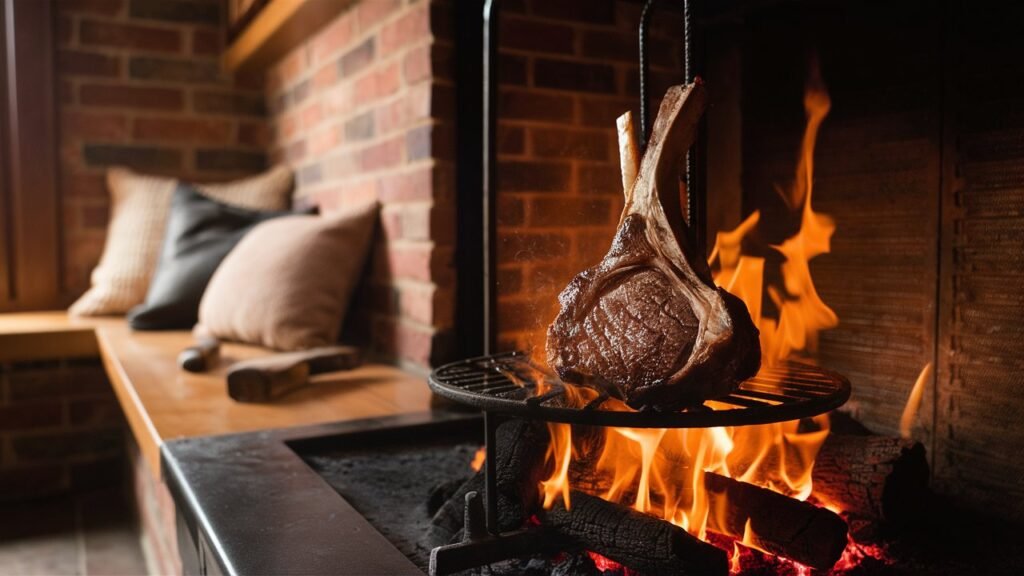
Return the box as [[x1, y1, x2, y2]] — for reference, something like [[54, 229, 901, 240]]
[[429, 351, 850, 428]]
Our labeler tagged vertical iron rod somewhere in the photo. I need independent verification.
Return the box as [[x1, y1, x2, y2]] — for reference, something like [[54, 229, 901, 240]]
[[482, 0, 500, 355], [638, 0, 656, 150], [683, 0, 704, 255], [483, 411, 500, 534], [638, 0, 704, 254]]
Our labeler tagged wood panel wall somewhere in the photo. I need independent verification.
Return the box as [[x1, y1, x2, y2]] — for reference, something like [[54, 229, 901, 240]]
[[714, 0, 1024, 521], [739, 1, 941, 441], [937, 1, 1024, 520]]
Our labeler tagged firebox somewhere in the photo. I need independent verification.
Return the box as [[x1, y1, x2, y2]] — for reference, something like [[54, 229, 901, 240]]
[[163, 1, 1023, 575]]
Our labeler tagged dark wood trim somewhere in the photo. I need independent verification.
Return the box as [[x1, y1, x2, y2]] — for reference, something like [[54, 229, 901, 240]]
[[222, 0, 357, 76], [0, 0, 60, 311]]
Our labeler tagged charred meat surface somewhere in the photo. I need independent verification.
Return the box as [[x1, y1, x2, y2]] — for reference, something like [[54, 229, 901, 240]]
[[546, 83, 760, 409]]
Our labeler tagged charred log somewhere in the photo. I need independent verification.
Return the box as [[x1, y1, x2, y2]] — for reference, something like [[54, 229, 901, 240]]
[[812, 433, 929, 527], [704, 472, 848, 571], [542, 490, 729, 576], [423, 420, 550, 548]]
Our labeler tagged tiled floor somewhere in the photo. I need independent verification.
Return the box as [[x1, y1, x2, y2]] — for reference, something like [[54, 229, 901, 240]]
[[0, 490, 148, 576]]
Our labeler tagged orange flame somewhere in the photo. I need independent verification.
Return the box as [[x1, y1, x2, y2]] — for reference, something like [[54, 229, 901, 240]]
[[536, 63, 907, 574]]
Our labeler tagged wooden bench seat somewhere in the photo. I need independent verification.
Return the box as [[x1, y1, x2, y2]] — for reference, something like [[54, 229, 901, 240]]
[[0, 312, 433, 477]]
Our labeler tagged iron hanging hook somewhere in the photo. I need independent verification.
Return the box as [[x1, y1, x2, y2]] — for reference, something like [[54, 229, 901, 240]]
[[638, 0, 701, 253], [638, 0, 693, 150]]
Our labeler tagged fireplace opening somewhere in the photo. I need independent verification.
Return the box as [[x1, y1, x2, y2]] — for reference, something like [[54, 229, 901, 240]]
[[352, 0, 1023, 573]]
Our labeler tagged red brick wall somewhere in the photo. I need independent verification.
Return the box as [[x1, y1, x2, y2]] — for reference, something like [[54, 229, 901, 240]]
[[494, 0, 685, 352], [265, 0, 456, 369], [0, 359, 125, 501], [57, 0, 267, 294]]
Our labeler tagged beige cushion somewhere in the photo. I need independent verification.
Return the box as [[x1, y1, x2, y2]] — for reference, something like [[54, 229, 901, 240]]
[[69, 166, 294, 316], [197, 203, 378, 351]]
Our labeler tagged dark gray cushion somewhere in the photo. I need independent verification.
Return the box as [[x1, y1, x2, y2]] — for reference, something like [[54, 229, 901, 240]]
[[127, 183, 293, 331]]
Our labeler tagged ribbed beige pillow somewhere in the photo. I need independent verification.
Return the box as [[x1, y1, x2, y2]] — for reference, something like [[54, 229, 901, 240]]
[[69, 165, 294, 316], [197, 203, 378, 351]]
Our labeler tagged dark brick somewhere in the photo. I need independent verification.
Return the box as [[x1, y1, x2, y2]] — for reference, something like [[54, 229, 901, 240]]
[[577, 163, 621, 195], [498, 298, 550, 332], [272, 90, 290, 114], [530, 0, 614, 24], [497, 161, 571, 192], [406, 124, 432, 162], [79, 84, 183, 110], [193, 90, 265, 116], [79, 20, 181, 53], [57, 50, 120, 77], [237, 122, 270, 147], [623, 67, 682, 98], [70, 457, 126, 491], [12, 429, 123, 463], [290, 79, 312, 106], [579, 97, 635, 127], [192, 28, 220, 55], [500, 54, 528, 86], [0, 403, 63, 431], [344, 111, 375, 141], [129, 0, 219, 25], [83, 144, 182, 171], [501, 17, 575, 54], [529, 197, 612, 226], [57, 15, 73, 46], [531, 127, 609, 161], [497, 196, 525, 226], [195, 149, 266, 172], [133, 117, 231, 143], [535, 58, 616, 94], [0, 466, 65, 501], [298, 163, 323, 186], [339, 37, 375, 78], [498, 125, 526, 155], [497, 232, 571, 262], [129, 56, 220, 83], [58, 0, 123, 16], [497, 267, 523, 295], [499, 90, 573, 122], [582, 31, 675, 67], [70, 398, 124, 427], [8, 365, 109, 401]]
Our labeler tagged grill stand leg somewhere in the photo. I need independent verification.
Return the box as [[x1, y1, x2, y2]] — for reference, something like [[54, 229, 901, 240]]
[[429, 412, 571, 575], [483, 410, 501, 534]]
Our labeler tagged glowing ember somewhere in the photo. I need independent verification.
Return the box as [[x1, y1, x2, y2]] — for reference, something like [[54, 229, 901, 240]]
[[469, 446, 486, 472]]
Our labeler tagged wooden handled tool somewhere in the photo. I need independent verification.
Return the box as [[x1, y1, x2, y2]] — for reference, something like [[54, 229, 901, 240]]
[[178, 337, 221, 373], [226, 346, 363, 403]]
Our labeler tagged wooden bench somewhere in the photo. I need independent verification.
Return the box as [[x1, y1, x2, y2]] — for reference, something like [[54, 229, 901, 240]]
[[0, 311, 433, 478]]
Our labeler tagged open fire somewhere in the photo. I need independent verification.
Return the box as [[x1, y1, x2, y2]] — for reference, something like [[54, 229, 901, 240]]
[[520, 65, 919, 574]]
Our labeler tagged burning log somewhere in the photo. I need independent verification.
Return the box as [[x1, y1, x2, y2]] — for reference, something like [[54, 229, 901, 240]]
[[704, 472, 848, 571], [542, 490, 729, 576], [567, 463, 849, 571], [423, 420, 549, 547], [812, 432, 929, 526]]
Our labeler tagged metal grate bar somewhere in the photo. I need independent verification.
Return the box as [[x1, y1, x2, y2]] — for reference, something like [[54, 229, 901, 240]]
[[429, 353, 850, 428]]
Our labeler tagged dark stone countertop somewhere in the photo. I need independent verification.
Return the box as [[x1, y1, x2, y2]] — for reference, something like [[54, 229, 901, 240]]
[[161, 410, 479, 576]]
